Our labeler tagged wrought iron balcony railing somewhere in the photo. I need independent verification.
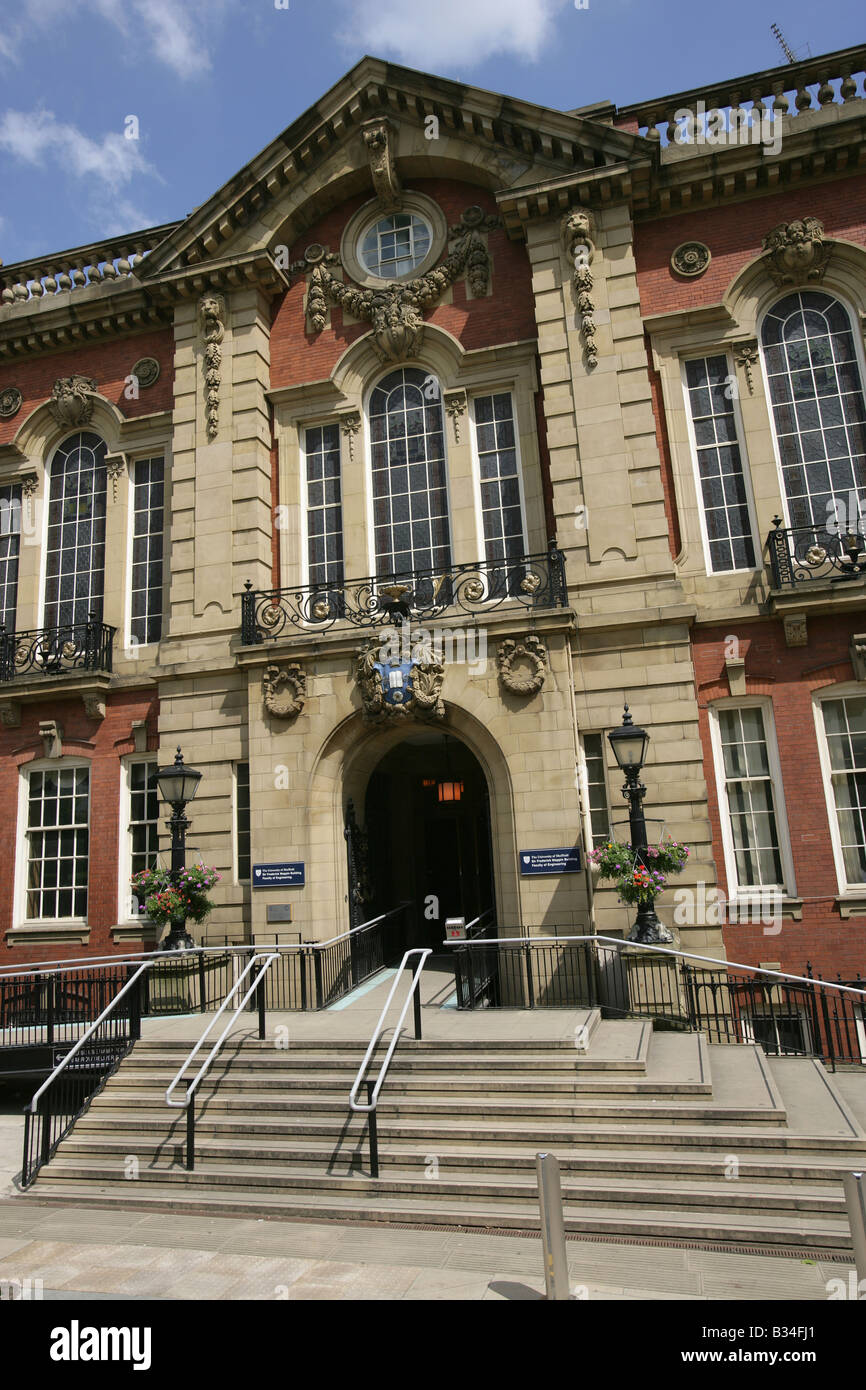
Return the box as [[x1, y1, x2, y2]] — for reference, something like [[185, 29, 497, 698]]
[[241, 544, 568, 642], [0, 618, 115, 681], [767, 517, 866, 589]]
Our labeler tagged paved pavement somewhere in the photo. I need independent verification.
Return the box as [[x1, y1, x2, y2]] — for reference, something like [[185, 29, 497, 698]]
[[0, 1198, 849, 1301]]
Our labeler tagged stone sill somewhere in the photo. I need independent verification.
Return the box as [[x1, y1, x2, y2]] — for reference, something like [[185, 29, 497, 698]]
[[111, 922, 161, 944], [836, 895, 866, 920], [726, 897, 803, 922], [5, 924, 90, 946]]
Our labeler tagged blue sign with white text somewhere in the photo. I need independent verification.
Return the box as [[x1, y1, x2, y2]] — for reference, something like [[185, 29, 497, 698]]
[[252, 862, 305, 888], [519, 847, 582, 876]]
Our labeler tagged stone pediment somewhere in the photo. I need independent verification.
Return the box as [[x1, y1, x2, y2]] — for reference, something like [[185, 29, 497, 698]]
[[137, 57, 647, 283]]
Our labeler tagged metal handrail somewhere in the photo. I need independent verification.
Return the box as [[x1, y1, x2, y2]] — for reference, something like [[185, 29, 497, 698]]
[[446, 931, 866, 1001], [165, 952, 278, 1170], [0, 947, 201, 980], [349, 948, 431, 1178], [301, 903, 410, 950]]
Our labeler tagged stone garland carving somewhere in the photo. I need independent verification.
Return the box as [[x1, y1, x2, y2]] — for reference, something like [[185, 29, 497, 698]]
[[562, 208, 598, 369], [355, 630, 445, 723], [199, 294, 226, 440], [447, 207, 500, 297], [0, 386, 22, 419], [263, 662, 306, 719], [339, 411, 361, 461], [497, 634, 547, 696], [303, 227, 493, 364], [762, 217, 831, 287], [49, 376, 97, 429], [131, 357, 160, 389], [361, 118, 402, 212], [20, 473, 38, 498], [850, 634, 866, 682], [783, 613, 808, 648], [735, 341, 759, 393], [444, 390, 467, 443], [670, 241, 711, 278]]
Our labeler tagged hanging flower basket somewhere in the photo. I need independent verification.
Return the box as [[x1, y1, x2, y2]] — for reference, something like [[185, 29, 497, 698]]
[[588, 839, 689, 905], [130, 864, 221, 928]]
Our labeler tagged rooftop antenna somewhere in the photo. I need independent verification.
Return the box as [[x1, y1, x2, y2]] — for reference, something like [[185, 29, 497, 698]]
[[770, 22, 798, 64]]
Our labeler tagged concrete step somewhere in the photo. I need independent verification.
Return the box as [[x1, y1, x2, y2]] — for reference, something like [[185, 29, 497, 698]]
[[55, 1133, 862, 1187], [103, 1069, 713, 1097], [24, 1179, 853, 1251]]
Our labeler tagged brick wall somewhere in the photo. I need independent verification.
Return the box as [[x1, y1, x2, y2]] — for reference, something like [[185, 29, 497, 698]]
[[634, 175, 866, 317], [0, 691, 159, 964], [269, 179, 538, 389], [692, 617, 866, 979], [0, 329, 175, 446]]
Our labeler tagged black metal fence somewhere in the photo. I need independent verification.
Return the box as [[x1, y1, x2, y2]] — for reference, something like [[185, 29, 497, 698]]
[[451, 933, 866, 1069], [0, 618, 115, 680], [767, 517, 866, 589], [21, 964, 142, 1186], [240, 544, 568, 641]]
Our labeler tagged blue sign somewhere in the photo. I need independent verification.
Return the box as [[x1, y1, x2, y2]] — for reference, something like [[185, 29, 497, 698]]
[[376, 656, 414, 707], [252, 862, 305, 888], [519, 847, 582, 876]]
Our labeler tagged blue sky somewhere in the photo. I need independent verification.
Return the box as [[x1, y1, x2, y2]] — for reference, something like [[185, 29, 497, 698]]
[[0, 0, 862, 265]]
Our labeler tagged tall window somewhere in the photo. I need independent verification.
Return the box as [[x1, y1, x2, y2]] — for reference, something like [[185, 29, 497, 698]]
[[369, 368, 451, 579], [305, 425, 344, 588], [130, 457, 164, 645], [713, 705, 787, 894], [581, 733, 612, 847], [128, 761, 159, 915], [234, 762, 250, 882], [25, 766, 89, 919], [473, 393, 526, 562], [44, 432, 107, 629], [0, 482, 21, 630], [761, 291, 866, 532], [816, 695, 866, 888], [684, 355, 756, 572]]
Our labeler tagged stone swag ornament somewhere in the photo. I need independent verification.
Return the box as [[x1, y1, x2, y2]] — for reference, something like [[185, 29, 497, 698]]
[[198, 294, 225, 440], [762, 217, 831, 287], [48, 376, 98, 428], [497, 634, 547, 696], [561, 208, 598, 368], [263, 662, 306, 719]]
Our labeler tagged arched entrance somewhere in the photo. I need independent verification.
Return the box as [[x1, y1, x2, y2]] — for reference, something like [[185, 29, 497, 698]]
[[357, 730, 495, 951]]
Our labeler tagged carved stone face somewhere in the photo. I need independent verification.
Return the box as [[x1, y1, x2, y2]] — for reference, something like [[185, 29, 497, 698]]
[[199, 296, 223, 327]]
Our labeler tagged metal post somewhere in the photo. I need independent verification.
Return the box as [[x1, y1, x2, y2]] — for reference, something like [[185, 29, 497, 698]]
[[366, 1080, 379, 1179], [412, 964, 422, 1040], [257, 972, 266, 1040], [843, 1171, 866, 1287], [536, 1152, 570, 1300], [198, 950, 207, 1013], [186, 1100, 196, 1172], [46, 975, 54, 1048]]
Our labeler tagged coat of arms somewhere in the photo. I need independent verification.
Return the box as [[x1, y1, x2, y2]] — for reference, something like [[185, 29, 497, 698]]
[[355, 629, 445, 723]]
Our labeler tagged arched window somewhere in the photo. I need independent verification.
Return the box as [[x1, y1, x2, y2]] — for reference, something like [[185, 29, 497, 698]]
[[761, 291, 866, 532], [44, 432, 107, 629], [369, 368, 451, 579]]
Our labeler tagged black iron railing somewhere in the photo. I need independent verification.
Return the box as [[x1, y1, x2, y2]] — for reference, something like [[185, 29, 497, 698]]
[[450, 933, 866, 1069], [241, 544, 568, 641], [0, 617, 115, 680], [21, 963, 143, 1186], [767, 517, 866, 589], [0, 965, 129, 1052]]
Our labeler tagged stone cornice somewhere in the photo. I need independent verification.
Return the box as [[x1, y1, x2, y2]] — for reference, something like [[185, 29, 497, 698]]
[[0, 281, 173, 360]]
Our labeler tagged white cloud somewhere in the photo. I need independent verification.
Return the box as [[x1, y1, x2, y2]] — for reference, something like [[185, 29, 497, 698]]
[[0, 109, 156, 190], [1, 0, 225, 80], [339, 0, 569, 68]]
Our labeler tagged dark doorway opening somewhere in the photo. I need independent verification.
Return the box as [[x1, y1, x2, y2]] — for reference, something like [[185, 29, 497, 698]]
[[362, 732, 495, 951]]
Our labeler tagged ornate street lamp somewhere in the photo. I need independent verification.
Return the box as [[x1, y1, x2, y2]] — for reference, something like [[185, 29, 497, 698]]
[[608, 704, 673, 945], [153, 746, 203, 951]]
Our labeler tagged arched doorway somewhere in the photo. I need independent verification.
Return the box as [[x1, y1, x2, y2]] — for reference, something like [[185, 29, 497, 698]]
[[358, 730, 495, 951]]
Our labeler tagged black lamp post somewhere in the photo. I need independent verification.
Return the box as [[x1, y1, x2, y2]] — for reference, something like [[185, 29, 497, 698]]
[[153, 747, 203, 951], [608, 704, 673, 945]]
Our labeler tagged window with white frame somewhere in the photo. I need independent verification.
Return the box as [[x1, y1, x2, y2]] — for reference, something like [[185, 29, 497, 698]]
[[581, 733, 612, 848], [815, 694, 866, 889], [472, 392, 526, 563], [369, 368, 451, 580], [761, 291, 866, 533], [130, 457, 164, 645], [127, 760, 159, 916], [234, 762, 250, 883], [359, 213, 431, 279], [44, 432, 107, 630], [25, 765, 89, 920], [0, 482, 21, 631], [712, 704, 789, 895], [683, 355, 756, 572], [304, 425, 344, 589]]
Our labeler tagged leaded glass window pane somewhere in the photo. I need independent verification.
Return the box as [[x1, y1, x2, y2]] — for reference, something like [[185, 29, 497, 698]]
[[0, 482, 21, 631], [305, 425, 344, 588], [369, 369, 451, 579], [685, 355, 756, 572], [44, 432, 107, 629], [130, 457, 164, 645], [473, 392, 526, 564], [761, 292, 866, 532], [582, 733, 612, 847]]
